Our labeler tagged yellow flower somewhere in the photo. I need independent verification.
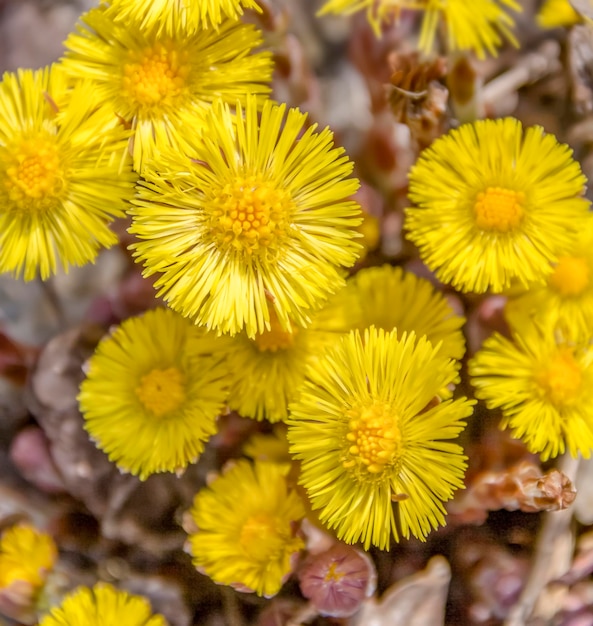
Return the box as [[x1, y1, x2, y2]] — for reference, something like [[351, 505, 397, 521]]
[[324, 265, 466, 361], [405, 118, 590, 293], [0, 524, 57, 623], [39, 583, 167, 626], [317, 0, 520, 58], [287, 327, 474, 550], [224, 309, 341, 423], [107, 0, 262, 33], [537, 0, 581, 28], [61, 6, 272, 172], [130, 98, 362, 338], [0, 65, 135, 281], [0, 524, 57, 590], [78, 307, 230, 480], [506, 218, 593, 341], [186, 460, 305, 598], [469, 324, 593, 460], [243, 425, 291, 463]]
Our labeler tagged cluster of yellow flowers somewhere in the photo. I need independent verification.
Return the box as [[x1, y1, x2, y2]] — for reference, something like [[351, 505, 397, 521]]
[[1, 0, 593, 620]]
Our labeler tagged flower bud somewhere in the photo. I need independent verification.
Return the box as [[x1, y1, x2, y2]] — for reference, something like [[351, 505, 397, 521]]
[[298, 543, 376, 618]]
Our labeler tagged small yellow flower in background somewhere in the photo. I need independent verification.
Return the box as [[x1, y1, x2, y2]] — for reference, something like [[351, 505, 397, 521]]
[[0, 65, 136, 281], [287, 327, 474, 550], [0, 523, 57, 590], [324, 265, 466, 361], [61, 6, 272, 172], [78, 307, 230, 480], [506, 218, 593, 341], [243, 426, 291, 463], [0, 524, 57, 623], [130, 98, 362, 338], [186, 460, 305, 598], [107, 0, 262, 33], [536, 0, 582, 28], [469, 324, 593, 461], [224, 309, 341, 423], [405, 117, 590, 294], [38, 583, 167, 626], [317, 0, 520, 58]]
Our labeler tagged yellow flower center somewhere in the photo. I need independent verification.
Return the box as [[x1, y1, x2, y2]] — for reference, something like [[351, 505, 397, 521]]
[[549, 256, 590, 297], [122, 42, 190, 109], [474, 187, 524, 233], [342, 402, 401, 476], [536, 348, 583, 407], [253, 317, 297, 352], [135, 366, 185, 417], [2, 136, 64, 212], [208, 175, 293, 256], [324, 562, 346, 583], [239, 513, 287, 562]]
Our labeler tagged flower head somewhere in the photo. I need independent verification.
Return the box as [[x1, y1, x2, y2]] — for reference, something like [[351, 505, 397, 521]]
[[324, 265, 466, 361], [287, 327, 474, 550], [107, 0, 262, 33], [62, 6, 272, 172], [0, 65, 135, 281], [78, 307, 230, 480], [537, 0, 582, 28], [405, 118, 590, 293], [506, 218, 593, 341], [38, 583, 167, 626], [318, 0, 520, 59], [130, 98, 362, 338], [224, 308, 341, 422], [0, 524, 57, 623], [469, 324, 593, 461], [0, 524, 56, 589], [186, 460, 305, 597]]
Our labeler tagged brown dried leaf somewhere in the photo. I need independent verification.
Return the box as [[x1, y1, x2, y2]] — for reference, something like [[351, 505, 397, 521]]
[[568, 24, 593, 113], [451, 531, 529, 623], [386, 52, 448, 149], [449, 461, 576, 524], [570, 0, 593, 20], [555, 530, 593, 586], [350, 556, 450, 626], [0, 330, 38, 386]]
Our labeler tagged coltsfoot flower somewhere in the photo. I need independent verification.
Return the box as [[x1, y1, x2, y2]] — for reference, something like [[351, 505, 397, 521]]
[[0, 525, 57, 623], [506, 218, 593, 342], [78, 307, 230, 480], [62, 6, 272, 172], [107, 0, 262, 33], [130, 98, 362, 338], [243, 426, 291, 463], [469, 324, 593, 461], [0, 65, 136, 281], [186, 460, 305, 597], [537, 0, 581, 28], [324, 265, 466, 361], [223, 308, 341, 422], [38, 583, 167, 626], [318, 0, 520, 58], [405, 118, 591, 293], [287, 327, 475, 550]]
